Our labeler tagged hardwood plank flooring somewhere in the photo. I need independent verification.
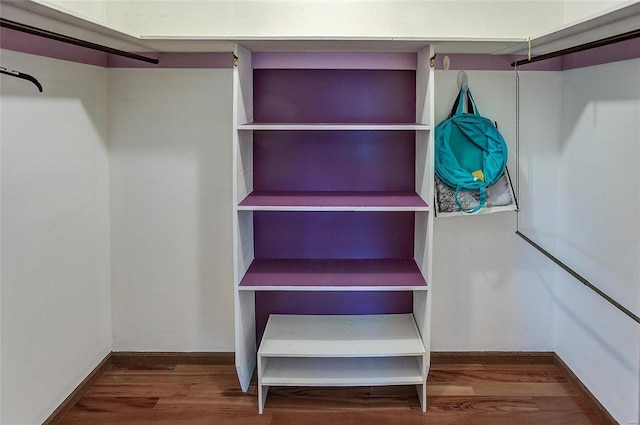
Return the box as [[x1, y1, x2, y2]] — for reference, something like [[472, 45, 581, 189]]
[[58, 362, 610, 425]]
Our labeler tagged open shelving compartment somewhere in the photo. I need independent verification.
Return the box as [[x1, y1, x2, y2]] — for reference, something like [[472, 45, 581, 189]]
[[232, 47, 434, 413], [435, 168, 518, 217], [258, 314, 427, 413]]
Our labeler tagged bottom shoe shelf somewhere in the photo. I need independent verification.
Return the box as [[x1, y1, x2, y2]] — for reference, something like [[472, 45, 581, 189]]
[[257, 313, 427, 413]]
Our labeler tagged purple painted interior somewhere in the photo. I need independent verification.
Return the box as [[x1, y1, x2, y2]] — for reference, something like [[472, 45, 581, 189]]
[[3, 25, 638, 72], [434, 38, 640, 71], [239, 191, 428, 208], [432, 53, 521, 71], [1, 27, 109, 67], [251, 211, 416, 340], [253, 131, 415, 192], [107, 52, 233, 68], [253, 211, 414, 259], [253, 69, 416, 123], [432, 53, 563, 71], [0, 27, 233, 68], [558, 36, 640, 70], [255, 291, 413, 343], [240, 259, 426, 288], [252, 52, 418, 70], [251, 68, 419, 339]]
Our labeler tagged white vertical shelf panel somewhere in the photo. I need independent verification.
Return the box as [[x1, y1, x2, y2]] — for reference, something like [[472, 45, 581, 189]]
[[414, 45, 434, 359], [237, 211, 254, 277], [415, 131, 430, 207], [416, 47, 431, 126], [236, 131, 253, 203], [233, 43, 256, 393], [413, 48, 434, 412]]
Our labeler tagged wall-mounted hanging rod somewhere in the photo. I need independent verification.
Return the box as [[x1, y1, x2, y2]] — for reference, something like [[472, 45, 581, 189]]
[[516, 231, 640, 325], [511, 28, 640, 67], [0, 66, 43, 92], [0, 18, 159, 65]]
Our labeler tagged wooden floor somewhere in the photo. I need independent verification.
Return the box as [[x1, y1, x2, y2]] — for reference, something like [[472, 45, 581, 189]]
[[58, 359, 610, 425]]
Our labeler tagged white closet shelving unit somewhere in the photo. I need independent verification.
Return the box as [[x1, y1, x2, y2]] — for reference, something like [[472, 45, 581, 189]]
[[258, 314, 427, 413], [232, 45, 435, 413]]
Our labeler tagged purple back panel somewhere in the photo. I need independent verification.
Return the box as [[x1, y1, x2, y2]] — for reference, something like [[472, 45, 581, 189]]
[[255, 291, 413, 343], [252, 68, 417, 334], [252, 52, 418, 70], [253, 69, 416, 123], [254, 131, 415, 191], [254, 211, 414, 259]]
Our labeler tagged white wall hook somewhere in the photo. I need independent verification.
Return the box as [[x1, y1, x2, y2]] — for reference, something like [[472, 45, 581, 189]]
[[457, 70, 469, 92]]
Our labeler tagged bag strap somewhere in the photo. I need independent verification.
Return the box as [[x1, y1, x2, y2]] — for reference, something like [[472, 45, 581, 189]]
[[466, 89, 480, 116], [454, 184, 487, 214], [448, 88, 477, 118]]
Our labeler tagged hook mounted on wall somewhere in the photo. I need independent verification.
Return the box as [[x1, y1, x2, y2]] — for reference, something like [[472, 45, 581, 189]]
[[457, 70, 469, 92], [1, 67, 43, 92]]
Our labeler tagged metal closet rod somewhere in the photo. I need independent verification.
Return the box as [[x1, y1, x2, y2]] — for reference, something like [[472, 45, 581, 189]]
[[516, 231, 640, 325], [511, 28, 640, 67], [0, 18, 159, 65]]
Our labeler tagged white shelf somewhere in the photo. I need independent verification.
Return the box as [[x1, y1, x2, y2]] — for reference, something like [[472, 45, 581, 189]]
[[257, 314, 427, 413], [259, 314, 426, 357], [261, 357, 424, 386], [437, 203, 517, 217], [238, 122, 431, 131]]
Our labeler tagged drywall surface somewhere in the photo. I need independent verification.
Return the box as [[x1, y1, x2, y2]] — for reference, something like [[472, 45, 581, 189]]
[[556, 58, 639, 322], [33, 0, 628, 42], [514, 58, 639, 424], [109, 68, 235, 351], [434, 60, 640, 423], [38, 0, 108, 23], [105, 0, 561, 40], [0, 49, 111, 424], [561, 0, 635, 28], [553, 58, 640, 424], [431, 70, 557, 351]]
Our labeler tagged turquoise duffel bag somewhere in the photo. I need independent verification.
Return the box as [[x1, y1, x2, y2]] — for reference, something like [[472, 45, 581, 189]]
[[435, 88, 508, 214]]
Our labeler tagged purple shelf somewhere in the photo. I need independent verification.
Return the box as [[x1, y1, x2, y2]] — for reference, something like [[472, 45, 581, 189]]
[[239, 258, 428, 290], [239, 191, 429, 209], [253, 69, 416, 123], [238, 122, 430, 130]]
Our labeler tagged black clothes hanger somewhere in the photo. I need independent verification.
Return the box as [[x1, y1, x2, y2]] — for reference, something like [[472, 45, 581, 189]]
[[1, 67, 43, 92]]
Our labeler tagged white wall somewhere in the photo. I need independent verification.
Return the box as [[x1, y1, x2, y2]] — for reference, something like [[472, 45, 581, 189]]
[[109, 68, 235, 352], [34, 0, 628, 43], [562, 0, 636, 27], [553, 58, 640, 424], [556, 59, 639, 317], [514, 59, 639, 424], [431, 70, 556, 351], [0, 49, 111, 424], [103, 1, 564, 40], [433, 58, 640, 424], [36, 0, 108, 23]]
